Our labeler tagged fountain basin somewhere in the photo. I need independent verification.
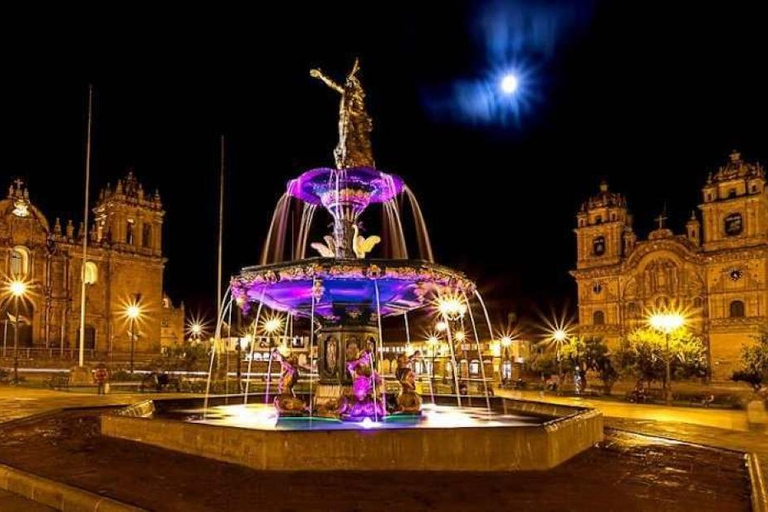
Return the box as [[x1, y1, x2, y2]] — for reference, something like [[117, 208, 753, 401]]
[[232, 258, 475, 317], [101, 397, 603, 471]]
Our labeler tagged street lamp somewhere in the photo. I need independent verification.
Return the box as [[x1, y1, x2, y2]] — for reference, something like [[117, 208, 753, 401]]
[[427, 335, 440, 385], [501, 335, 513, 385], [8, 279, 28, 384], [649, 311, 685, 405], [262, 314, 284, 399], [126, 301, 142, 374]]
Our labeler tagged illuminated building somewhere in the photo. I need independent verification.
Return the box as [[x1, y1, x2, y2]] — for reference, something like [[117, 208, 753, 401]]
[[572, 151, 767, 379], [0, 170, 183, 356]]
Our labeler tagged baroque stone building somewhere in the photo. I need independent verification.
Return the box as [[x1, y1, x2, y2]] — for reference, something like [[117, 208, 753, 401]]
[[572, 151, 768, 379], [0, 170, 183, 357]]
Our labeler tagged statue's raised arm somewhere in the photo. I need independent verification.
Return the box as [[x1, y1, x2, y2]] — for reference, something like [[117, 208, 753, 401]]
[[310, 59, 375, 169], [310, 69, 343, 94]]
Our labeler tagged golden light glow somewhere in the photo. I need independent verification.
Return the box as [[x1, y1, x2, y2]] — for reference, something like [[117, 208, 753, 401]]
[[648, 312, 686, 333], [435, 321, 448, 332], [539, 309, 576, 349], [186, 314, 211, 340], [262, 313, 284, 335], [435, 293, 467, 320], [191, 323, 202, 335], [126, 304, 141, 319], [427, 335, 439, 346], [8, 280, 27, 297], [454, 331, 466, 342], [501, 336, 513, 348]]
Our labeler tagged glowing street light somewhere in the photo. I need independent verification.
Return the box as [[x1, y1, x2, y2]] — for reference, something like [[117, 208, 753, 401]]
[[263, 316, 283, 335], [552, 329, 568, 343], [437, 296, 466, 321], [500, 73, 519, 95], [436, 321, 448, 332], [7, 279, 28, 383], [454, 331, 466, 343], [124, 298, 143, 374], [648, 311, 686, 404]]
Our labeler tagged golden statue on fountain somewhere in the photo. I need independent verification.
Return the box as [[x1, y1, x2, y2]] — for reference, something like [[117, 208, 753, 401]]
[[310, 58, 375, 169]]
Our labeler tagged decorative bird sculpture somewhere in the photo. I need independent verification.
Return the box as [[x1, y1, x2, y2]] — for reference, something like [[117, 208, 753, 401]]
[[311, 235, 336, 258], [352, 224, 380, 259]]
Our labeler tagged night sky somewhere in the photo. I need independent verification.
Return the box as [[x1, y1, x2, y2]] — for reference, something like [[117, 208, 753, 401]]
[[4, 2, 766, 327]]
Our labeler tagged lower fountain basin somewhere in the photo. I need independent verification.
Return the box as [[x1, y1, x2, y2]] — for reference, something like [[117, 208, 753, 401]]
[[101, 397, 603, 471]]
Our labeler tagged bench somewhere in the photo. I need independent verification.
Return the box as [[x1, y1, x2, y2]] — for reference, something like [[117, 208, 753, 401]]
[[47, 375, 70, 391]]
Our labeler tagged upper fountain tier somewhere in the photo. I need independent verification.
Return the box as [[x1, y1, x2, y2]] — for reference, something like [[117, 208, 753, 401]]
[[287, 167, 403, 214]]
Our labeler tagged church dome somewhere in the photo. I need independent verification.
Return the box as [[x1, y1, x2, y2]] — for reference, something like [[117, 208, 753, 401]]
[[0, 180, 51, 244]]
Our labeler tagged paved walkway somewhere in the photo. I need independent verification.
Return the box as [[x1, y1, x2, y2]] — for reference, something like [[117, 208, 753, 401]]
[[0, 386, 196, 425], [498, 388, 751, 431], [0, 386, 196, 511], [0, 488, 56, 511]]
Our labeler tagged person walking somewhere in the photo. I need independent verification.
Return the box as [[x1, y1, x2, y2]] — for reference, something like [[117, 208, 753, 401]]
[[94, 364, 109, 395]]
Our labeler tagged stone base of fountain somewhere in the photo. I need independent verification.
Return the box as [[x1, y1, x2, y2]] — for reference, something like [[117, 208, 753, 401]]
[[101, 397, 603, 472]]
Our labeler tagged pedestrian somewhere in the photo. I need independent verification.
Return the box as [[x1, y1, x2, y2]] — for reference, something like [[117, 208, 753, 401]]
[[94, 363, 109, 395]]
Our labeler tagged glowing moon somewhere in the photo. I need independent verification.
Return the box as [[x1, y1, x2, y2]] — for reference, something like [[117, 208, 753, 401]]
[[500, 73, 519, 95]]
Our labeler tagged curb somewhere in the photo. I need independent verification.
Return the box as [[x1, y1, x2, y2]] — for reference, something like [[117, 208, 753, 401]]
[[747, 453, 768, 512], [0, 462, 146, 512]]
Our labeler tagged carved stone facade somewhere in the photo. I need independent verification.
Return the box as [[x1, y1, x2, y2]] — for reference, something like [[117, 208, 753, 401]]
[[572, 152, 768, 379], [0, 170, 183, 357]]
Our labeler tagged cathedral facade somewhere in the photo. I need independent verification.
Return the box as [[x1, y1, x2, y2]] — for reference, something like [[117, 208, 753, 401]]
[[572, 152, 768, 380], [0, 170, 183, 358]]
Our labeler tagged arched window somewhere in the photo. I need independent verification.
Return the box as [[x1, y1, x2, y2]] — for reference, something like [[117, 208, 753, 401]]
[[142, 224, 152, 249], [593, 236, 606, 256], [730, 300, 745, 318], [595, 216, 603, 224], [469, 359, 480, 376], [9, 246, 30, 278], [725, 213, 743, 236], [593, 310, 605, 325], [126, 220, 135, 245], [83, 261, 98, 285]]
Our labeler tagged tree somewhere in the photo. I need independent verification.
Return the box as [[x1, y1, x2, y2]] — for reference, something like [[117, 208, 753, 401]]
[[616, 327, 708, 388], [560, 336, 618, 394], [527, 350, 558, 379], [152, 343, 210, 373], [732, 331, 768, 392]]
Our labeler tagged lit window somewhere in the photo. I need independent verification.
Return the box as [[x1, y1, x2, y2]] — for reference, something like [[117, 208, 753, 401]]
[[9, 246, 30, 278], [126, 220, 135, 245], [83, 261, 98, 285], [725, 213, 743, 236]]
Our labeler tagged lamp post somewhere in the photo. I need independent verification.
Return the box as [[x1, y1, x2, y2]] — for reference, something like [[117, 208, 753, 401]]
[[501, 335, 512, 385], [9, 280, 28, 384], [126, 302, 141, 374], [648, 312, 685, 405], [263, 316, 282, 402]]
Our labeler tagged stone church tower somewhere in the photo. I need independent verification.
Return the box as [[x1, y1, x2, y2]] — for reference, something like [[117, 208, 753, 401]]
[[572, 151, 768, 379], [0, 169, 183, 359]]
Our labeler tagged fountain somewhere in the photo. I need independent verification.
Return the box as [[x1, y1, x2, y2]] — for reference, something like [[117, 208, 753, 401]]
[[101, 61, 603, 471]]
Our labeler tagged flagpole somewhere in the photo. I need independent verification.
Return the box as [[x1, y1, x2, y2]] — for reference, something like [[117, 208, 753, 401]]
[[78, 84, 93, 368], [216, 136, 225, 366]]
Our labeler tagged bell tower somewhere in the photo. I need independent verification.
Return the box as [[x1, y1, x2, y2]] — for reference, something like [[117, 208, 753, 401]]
[[575, 181, 630, 269], [93, 168, 164, 257], [700, 151, 768, 252]]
